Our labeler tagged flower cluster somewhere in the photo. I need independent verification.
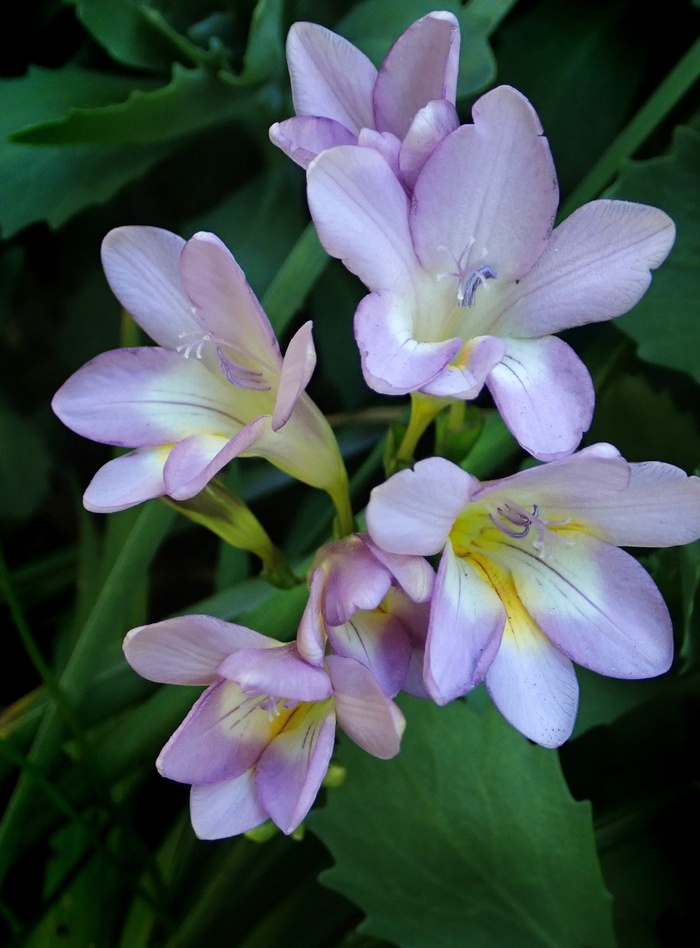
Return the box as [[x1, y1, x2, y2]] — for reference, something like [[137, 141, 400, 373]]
[[53, 13, 700, 839]]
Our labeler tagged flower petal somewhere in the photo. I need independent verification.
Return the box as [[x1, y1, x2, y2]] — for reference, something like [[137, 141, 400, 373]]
[[83, 447, 169, 513], [484, 596, 579, 748], [101, 226, 199, 348], [419, 334, 506, 399], [190, 771, 268, 839], [506, 533, 674, 679], [156, 681, 276, 784], [360, 535, 434, 603], [52, 347, 238, 447], [493, 200, 676, 337], [286, 22, 376, 132], [124, 615, 274, 686], [312, 535, 392, 626], [411, 86, 558, 281], [307, 145, 417, 294], [269, 115, 356, 168], [217, 643, 333, 703], [354, 290, 462, 395], [486, 336, 594, 461], [297, 568, 327, 667], [567, 461, 700, 547], [327, 610, 411, 698], [367, 456, 477, 556], [374, 12, 459, 139], [256, 701, 336, 834], [179, 231, 280, 368], [271, 321, 316, 431], [475, 442, 629, 507], [399, 98, 459, 191], [327, 654, 405, 758], [424, 544, 506, 704]]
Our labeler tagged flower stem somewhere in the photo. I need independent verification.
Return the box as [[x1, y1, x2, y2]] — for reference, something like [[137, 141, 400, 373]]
[[329, 474, 356, 540], [394, 392, 450, 467]]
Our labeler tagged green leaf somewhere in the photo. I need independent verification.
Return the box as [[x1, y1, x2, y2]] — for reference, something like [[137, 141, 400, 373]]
[[337, 0, 515, 99], [607, 125, 700, 384], [0, 67, 171, 235], [11, 64, 245, 146], [311, 697, 616, 948], [0, 404, 51, 520], [68, 0, 197, 70]]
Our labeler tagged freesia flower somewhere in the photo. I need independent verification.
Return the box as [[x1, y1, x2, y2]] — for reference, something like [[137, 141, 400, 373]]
[[297, 533, 434, 697], [124, 615, 405, 838], [52, 226, 351, 523], [269, 11, 460, 190], [306, 85, 676, 460], [366, 445, 700, 747]]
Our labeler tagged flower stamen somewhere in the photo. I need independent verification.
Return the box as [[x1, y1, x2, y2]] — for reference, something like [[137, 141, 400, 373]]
[[489, 501, 571, 558]]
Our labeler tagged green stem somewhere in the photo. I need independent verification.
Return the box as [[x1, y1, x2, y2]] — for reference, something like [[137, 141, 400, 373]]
[[561, 36, 700, 216], [329, 473, 356, 539], [395, 392, 450, 466]]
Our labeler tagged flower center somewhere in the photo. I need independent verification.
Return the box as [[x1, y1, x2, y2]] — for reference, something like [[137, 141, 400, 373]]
[[253, 692, 295, 722], [176, 330, 271, 391], [488, 500, 571, 558], [457, 265, 498, 308]]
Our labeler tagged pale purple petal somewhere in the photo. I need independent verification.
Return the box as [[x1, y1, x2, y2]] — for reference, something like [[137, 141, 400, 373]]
[[52, 347, 237, 447], [217, 643, 333, 703], [411, 86, 558, 281], [360, 535, 434, 603], [271, 321, 316, 431], [506, 533, 674, 679], [475, 443, 629, 506], [156, 681, 274, 784], [367, 457, 477, 556], [486, 336, 594, 461], [485, 612, 579, 748], [374, 12, 459, 139], [357, 128, 402, 179], [568, 461, 700, 547], [424, 544, 506, 704], [399, 98, 459, 191], [256, 702, 336, 834], [493, 200, 676, 338], [297, 569, 327, 667], [314, 535, 392, 626], [179, 231, 280, 367], [419, 334, 506, 399], [190, 771, 268, 839], [123, 615, 274, 686], [327, 654, 405, 759], [82, 447, 168, 513], [326, 611, 411, 697], [354, 290, 461, 395], [101, 226, 199, 348], [307, 146, 418, 294], [286, 22, 376, 132], [383, 589, 430, 698], [269, 116, 356, 168]]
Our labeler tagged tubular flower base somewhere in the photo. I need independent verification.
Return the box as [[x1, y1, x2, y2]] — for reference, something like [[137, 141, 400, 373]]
[[124, 616, 405, 838], [366, 445, 700, 747], [270, 11, 460, 190], [52, 226, 349, 517], [307, 85, 675, 460]]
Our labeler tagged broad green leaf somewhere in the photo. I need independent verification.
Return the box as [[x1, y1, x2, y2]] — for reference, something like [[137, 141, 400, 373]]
[[495, 0, 646, 196], [0, 404, 51, 520], [68, 0, 196, 70], [232, 0, 284, 85], [0, 67, 170, 235], [12, 64, 245, 146], [608, 125, 700, 385], [337, 0, 516, 99], [311, 697, 615, 948]]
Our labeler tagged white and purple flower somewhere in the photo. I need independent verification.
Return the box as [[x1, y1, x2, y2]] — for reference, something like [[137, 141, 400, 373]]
[[366, 445, 700, 747], [306, 85, 675, 460], [298, 533, 434, 697], [124, 615, 405, 838], [270, 11, 460, 191], [52, 226, 349, 517]]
